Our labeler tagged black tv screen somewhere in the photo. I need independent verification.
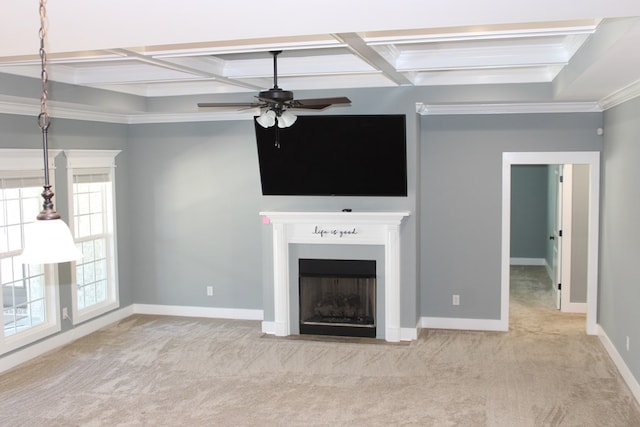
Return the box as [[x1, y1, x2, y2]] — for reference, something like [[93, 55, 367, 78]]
[[254, 114, 407, 196]]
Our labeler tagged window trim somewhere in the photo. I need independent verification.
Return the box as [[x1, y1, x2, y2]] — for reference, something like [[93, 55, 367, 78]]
[[65, 150, 121, 325]]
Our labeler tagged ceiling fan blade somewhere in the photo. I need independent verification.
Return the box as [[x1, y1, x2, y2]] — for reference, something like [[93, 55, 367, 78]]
[[290, 97, 352, 109], [197, 102, 263, 109]]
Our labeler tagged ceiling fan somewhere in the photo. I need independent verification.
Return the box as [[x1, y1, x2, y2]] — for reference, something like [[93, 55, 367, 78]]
[[197, 50, 351, 129]]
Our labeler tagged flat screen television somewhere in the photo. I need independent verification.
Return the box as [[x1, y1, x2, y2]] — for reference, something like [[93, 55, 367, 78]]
[[254, 114, 407, 196]]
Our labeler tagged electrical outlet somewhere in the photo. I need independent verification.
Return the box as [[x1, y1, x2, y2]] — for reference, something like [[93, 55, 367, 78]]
[[627, 336, 630, 352], [452, 294, 460, 306], [206, 286, 213, 297], [62, 307, 69, 320]]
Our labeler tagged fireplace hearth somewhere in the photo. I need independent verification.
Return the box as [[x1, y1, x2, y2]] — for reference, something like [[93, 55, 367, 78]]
[[299, 258, 376, 338]]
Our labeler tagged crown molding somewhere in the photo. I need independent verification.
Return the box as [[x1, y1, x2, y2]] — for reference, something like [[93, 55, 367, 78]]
[[599, 79, 640, 110], [0, 95, 621, 124], [416, 101, 602, 115], [0, 95, 255, 124], [125, 110, 258, 124]]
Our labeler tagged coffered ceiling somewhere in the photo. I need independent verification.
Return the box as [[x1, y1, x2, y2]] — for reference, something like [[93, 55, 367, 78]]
[[1, 1, 639, 119]]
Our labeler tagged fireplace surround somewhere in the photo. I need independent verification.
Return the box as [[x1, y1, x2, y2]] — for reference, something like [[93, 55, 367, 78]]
[[260, 211, 410, 342]]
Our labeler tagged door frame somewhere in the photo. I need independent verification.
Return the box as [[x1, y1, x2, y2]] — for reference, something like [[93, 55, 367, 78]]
[[501, 152, 600, 335]]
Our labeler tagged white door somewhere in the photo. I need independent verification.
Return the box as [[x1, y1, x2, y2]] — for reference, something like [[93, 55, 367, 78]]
[[551, 165, 563, 309], [551, 164, 577, 312], [559, 165, 574, 312]]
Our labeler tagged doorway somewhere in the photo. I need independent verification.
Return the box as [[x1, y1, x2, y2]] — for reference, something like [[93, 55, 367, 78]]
[[501, 152, 600, 335]]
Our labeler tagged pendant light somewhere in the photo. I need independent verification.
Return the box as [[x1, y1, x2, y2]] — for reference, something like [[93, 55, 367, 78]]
[[20, 0, 83, 265]]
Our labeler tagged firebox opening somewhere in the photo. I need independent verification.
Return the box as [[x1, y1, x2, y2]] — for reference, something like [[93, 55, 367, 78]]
[[299, 258, 376, 338]]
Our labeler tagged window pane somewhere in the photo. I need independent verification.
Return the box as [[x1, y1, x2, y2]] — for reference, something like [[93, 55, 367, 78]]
[[4, 188, 19, 200], [90, 213, 103, 235], [7, 225, 22, 252], [94, 238, 106, 259], [21, 186, 41, 198], [83, 240, 95, 262], [77, 285, 85, 310], [11, 258, 24, 283], [30, 300, 45, 324], [29, 276, 44, 299], [85, 284, 96, 306], [96, 280, 107, 303], [90, 190, 103, 213], [77, 193, 90, 215], [75, 263, 84, 284], [1, 257, 13, 284], [6, 200, 20, 225], [84, 263, 95, 284], [21, 197, 40, 220], [95, 258, 107, 281], [77, 215, 90, 238]]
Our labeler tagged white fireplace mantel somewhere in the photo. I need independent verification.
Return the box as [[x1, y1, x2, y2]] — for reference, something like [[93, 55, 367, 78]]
[[260, 211, 410, 342]]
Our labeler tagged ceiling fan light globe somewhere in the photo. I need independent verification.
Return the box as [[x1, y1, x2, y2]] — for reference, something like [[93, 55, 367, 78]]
[[278, 110, 297, 128], [256, 109, 276, 128]]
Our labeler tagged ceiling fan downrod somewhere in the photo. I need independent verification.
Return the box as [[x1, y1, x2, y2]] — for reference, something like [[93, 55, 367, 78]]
[[270, 50, 282, 89]]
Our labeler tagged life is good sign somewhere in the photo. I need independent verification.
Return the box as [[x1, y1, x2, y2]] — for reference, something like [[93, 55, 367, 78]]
[[312, 225, 358, 238]]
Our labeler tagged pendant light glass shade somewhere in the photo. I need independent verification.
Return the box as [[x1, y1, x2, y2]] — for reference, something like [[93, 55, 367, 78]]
[[278, 110, 297, 128], [20, 219, 83, 264], [256, 109, 276, 128]]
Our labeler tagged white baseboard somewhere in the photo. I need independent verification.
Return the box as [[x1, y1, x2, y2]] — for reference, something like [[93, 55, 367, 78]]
[[400, 327, 418, 341], [133, 304, 263, 320], [597, 325, 640, 406], [421, 316, 508, 332], [0, 305, 134, 374], [561, 302, 587, 314], [510, 257, 547, 266], [261, 321, 276, 335]]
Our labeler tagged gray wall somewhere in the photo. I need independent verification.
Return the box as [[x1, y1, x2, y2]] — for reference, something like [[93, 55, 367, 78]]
[[511, 165, 548, 259], [420, 113, 602, 319], [127, 121, 264, 309], [600, 96, 640, 385]]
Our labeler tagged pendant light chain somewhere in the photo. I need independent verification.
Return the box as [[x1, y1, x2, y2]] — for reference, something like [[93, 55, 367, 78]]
[[38, 0, 50, 131]]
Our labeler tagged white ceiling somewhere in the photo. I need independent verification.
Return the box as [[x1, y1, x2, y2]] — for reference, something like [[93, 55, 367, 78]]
[[1, 1, 640, 119]]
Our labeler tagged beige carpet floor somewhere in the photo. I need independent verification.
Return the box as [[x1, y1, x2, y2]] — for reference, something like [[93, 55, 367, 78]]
[[1, 266, 639, 426]]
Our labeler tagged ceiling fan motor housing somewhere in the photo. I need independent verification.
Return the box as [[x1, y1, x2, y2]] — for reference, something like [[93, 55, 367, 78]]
[[259, 88, 294, 104]]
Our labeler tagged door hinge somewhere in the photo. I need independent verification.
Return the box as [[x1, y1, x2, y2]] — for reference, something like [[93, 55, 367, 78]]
[[557, 283, 562, 290], [559, 175, 564, 183], [559, 229, 563, 237]]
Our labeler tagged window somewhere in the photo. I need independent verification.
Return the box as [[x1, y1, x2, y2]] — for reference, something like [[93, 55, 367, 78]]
[[0, 150, 60, 355], [66, 150, 120, 324]]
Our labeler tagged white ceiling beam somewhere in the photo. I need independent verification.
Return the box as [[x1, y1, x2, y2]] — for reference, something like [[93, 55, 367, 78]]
[[108, 49, 264, 91], [334, 33, 412, 85]]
